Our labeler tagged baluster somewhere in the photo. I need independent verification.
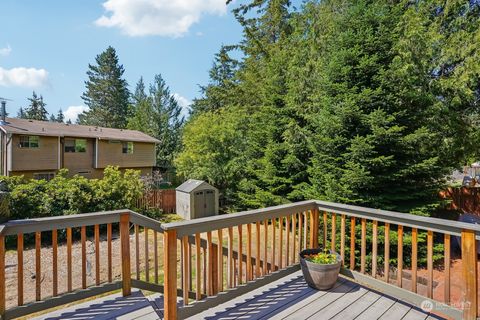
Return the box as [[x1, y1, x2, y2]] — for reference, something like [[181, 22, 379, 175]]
[[340, 215, 345, 264], [286, 216, 290, 267], [427, 230, 433, 298], [331, 213, 336, 252], [207, 231, 214, 295], [412, 228, 418, 293], [195, 233, 201, 300], [81, 226, 86, 289], [279, 217, 284, 269], [120, 213, 131, 296], [145, 227, 149, 282], [164, 229, 177, 320], [154, 231, 158, 284], [384, 223, 390, 283], [397, 225, 403, 287], [238, 225, 243, 284], [17, 234, 23, 306], [263, 219, 268, 275], [303, 211, 308, 250], [182, 236, 189, 305], [217, 228, 223, 291], [203, 245, 207, 295], [372, 220, 378, 278], [350, 217, 355, 270], [256, 222, 261, 278], [135, 225, 140, 280], [95, 224, 100, 285], [247, 224, 252, 281], [0, 234, 4, 316], [228, 227, 234, 288], [360, 219, 366, 274], [309, 210, 315, 248], [271, 218, 276, 272], [107, 223, 112, 283], [298, 213, 303, 262], [67, 227, 72, 292], [292, 214, 297, 265], [323, 211, 327, 248], [36, 231, 42, 300], [52, 229, 58, 295], [444, 234, 450, 303]]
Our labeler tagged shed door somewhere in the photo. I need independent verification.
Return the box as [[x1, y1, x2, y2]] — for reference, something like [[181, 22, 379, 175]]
[[205, 190, 215, 215], [194, 191, 205, 218]]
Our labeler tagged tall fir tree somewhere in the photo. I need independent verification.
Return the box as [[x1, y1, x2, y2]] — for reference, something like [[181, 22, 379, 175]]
[[22, 91, 48, 121], [50, 109, 65, 123], [128, 75, 185, 170], [78, 46, 130, 128]]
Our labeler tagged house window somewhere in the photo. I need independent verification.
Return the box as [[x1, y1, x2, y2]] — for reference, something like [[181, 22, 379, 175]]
[[33, 172, 55, 181], [122, 142, 133, 154], [65, 139, 86, 153], [19, 136, 39, 148]]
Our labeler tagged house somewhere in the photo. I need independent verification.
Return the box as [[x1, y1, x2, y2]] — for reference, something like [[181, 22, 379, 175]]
[[0, 117, 160, 179]]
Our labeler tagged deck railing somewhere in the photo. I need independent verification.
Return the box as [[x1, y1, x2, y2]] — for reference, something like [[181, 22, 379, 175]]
[[0, 200, 479, 319]]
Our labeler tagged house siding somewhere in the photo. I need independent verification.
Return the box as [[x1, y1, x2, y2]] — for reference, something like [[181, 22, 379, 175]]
[[10, 135, 59, 171], [63, 138, 95, 174], [96, 140, 155, 169]]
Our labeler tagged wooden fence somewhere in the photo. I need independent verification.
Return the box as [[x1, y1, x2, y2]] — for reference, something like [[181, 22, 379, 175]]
[[440, 187, 480, 215], [137, 189, 176, 213]]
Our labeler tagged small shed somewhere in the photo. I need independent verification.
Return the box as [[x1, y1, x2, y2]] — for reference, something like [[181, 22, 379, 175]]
[[176, 179, 219, 220]]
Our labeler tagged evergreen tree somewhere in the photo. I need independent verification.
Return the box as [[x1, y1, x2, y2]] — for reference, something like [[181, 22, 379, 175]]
[[128, 75, 185, 170], [17, 107, 26, 119], [50, 109, 65, 123], [79, 46, 130, 128], [23, 91, 48, 121]]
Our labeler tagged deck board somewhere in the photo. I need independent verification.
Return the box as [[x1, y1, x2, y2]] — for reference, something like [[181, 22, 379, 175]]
[[35, 271, 444, 320]]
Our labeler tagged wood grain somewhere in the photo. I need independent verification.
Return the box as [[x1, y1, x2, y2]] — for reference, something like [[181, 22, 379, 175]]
[[217, 228, 223, 291], [323, 211, 327, 248], [145, 227, 149, 282], [286, 216, 290, 267], [331, 213, 336, 252], [340, 215, 345, 264], [279, 217, 284, 269], [238, 225, 243, 284], [372, 220, 378, 278], [120, 213, 131, 296], [154, 230, 158, 284], [228, 227, 234, 288], [195, 233, 202, 300], [163, 229, 177, 320], [256, 222, 261, 277], [263, 219, 268, 274], [182, 236, 189, 306], [427, 230, 433, 298], [461, 229, 478, 320], [207, 231, 213, 295], [247, 224, 252, 281], [135, 224, 140, 280], [272, 218, 276, 272]]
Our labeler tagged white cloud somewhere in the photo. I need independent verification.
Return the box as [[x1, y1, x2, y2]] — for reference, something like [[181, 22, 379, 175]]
[[0, 44, 11, 57], [64, 105, 89, 123], [173, 93, 191, 117], [0, 67, 49, 88], [95, 0, 227, 37]]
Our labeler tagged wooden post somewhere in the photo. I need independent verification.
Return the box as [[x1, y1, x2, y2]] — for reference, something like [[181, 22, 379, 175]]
[[350, 217, 356, 270], [461, 229, 478, 320], [372, 220, 378, 278], [164, 229, 178, 320], [212, 243, 219, 295], [120, 213, 131, 296], [0, 235, 5, 318]]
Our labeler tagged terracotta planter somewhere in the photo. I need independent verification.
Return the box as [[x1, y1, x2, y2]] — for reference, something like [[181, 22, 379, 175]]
[[299, 248, 342, 290]]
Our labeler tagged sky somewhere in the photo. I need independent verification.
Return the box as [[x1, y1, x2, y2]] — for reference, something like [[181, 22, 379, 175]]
[[0, 0, 244, 122]]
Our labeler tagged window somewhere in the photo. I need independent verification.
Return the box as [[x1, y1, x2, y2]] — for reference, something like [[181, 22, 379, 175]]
[[19, 136, 39, 148], [33, 172, 55, 181], [65, 139, 86, 153], [122, 142, 134, 154]]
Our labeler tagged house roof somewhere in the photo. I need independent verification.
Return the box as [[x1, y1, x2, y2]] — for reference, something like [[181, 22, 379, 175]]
[[0, 118, 160, 143], [176, 179, 216, 193]]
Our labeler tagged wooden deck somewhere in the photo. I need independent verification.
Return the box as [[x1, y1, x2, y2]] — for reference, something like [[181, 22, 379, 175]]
[[35, 271, 445, 320]]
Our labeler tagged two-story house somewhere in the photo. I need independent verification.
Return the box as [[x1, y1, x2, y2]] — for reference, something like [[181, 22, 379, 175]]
[[0, 117, 160, 179]]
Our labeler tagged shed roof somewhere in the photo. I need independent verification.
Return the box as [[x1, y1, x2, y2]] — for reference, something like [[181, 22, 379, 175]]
[[176, 179, 216, 193], [0, 117, 160, 143]]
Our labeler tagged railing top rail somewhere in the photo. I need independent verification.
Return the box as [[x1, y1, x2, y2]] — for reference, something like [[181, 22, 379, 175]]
[[162, 200, 317, 237], [0, 209, 163, 236], [315, 200, 480, 238]]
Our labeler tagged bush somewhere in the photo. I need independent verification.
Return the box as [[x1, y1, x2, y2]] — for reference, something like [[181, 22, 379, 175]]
[[0, 166, 144, 220]]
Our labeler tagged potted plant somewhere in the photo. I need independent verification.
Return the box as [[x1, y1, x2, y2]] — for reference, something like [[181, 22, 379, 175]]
[[299, 248, 342, 290]]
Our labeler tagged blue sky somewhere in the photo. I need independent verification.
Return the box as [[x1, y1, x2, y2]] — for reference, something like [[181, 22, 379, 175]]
[[0, 0, 243, 121]]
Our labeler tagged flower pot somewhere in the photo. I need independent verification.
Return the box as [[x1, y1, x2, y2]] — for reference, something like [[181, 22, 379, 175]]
[[299, 248, 342, 290]]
